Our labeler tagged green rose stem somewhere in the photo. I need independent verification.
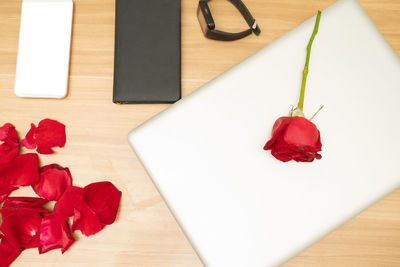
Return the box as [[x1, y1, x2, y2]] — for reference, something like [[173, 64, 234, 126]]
[[297, 10, 322, 112]]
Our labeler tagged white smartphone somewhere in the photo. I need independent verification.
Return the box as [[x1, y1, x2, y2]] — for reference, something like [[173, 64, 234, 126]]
[[14, 0, 73, 99]]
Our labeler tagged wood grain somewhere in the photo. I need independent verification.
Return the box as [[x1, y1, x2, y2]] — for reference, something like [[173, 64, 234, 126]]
[[0, 0, 399, 266]]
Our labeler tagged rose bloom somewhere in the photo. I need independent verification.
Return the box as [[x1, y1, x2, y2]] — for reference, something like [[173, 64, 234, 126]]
[[264, 116, 322, 162]]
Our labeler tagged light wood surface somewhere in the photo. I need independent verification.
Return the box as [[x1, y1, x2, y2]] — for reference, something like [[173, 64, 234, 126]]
[[0, 0, 399, 266]]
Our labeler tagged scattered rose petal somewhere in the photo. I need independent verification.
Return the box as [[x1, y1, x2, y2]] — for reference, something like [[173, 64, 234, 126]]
[[39, 214, 74, 254], [32, 164, 72, 201], [0, 142, 19, 166], [3, 196, 48, 209], [0, 209, 42, 249], [0, 123, 19, 165], [72, 201, 105, 236], [0, 120, 121, 260], [0, 123, 18, 142], [70, 182, 121, 236], [2, 197, 49, 216], [2, 206, 49, 215], [54, 186, 83, 218], [0, 234, 22, 267], [82, 181, 121, 225], [21, 119, 66, 154], [21, 123, 36, 149], [0, 153, 39, 186], [0, 184, 18, 204], [2, 197, 49, 214]]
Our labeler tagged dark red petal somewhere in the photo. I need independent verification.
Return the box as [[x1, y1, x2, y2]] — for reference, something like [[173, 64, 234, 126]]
[[71, 201, 105, 236], [0, 153, 39, 186], [272, 138, 322, 163], [0, 123, 18, 143], [271, 150, 292, 162], [3, 196, 48, 209], [0, 234, 22, 267], [34, 119, 66, 155], [0, 209, 42, 249], [0, 143, 19, 166], [270, 138, 294, 162], [2, 207, 49, 216], [39, 214, 74, 254], [0, 184, 18, 204], [54, 186, 83, 218], [314, 130, 322, 151], [82, 181, 121, 225], [2, 197, 49, 219], [0, 123, 19, 165], [32, 164, 72, 201], [21, 123, 37, 149], [0, 123, 18, 141]]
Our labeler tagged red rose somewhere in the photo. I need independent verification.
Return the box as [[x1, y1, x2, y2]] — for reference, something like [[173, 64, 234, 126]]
[[263, 11, 323, 163], [264, 116, 322, 162]]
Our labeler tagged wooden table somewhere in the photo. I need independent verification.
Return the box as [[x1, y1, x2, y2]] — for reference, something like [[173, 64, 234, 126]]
[[1, 0, 399, 266]]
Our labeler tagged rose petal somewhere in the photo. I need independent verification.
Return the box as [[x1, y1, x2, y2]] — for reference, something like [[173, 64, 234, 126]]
[[0, 209, 42, 249], [264, 117, 291, 150], [82, 181, 121, 225], [0, 234, 22, 267], [0, 123, 19, 165], [21, 123, 37, 149], [0, 184, 18, 204], [34, 119, 66, 154], [71, 201, 105, 237], [0, 153, 39, 186], [3, 196, 48, 209], [0, 143, 19, 166], [2, 197, 49, 222], [32, 164, 72, 201], [3, 207, 49, 216], [39, 214, 74, 254], [54, 186, 83, 218], [0, 123, 18, 141], [70, 182, 121, 236], [283, 116, 320, 147]]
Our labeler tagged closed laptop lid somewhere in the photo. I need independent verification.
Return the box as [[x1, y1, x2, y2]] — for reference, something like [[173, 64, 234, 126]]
[[128, 0, 400, 266]]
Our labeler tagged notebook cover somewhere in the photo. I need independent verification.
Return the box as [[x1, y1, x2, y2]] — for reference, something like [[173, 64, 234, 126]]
[[113, 0, 181, 104]]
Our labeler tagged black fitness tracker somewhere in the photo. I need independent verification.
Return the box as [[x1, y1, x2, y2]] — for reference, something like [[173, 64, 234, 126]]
[[197, 0, 261, 41]]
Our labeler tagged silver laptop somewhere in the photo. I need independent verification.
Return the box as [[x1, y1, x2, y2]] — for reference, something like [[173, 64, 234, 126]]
[[128, 0, 400, 266]]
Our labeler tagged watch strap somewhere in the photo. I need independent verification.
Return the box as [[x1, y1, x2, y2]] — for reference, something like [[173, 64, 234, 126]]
[[207, 28, 252, 41], [228, 0, 260, 36], [199, 0, 261, 41]]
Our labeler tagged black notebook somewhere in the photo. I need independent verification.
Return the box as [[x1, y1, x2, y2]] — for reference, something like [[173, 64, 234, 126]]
[[113, 0, 181, 103]]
